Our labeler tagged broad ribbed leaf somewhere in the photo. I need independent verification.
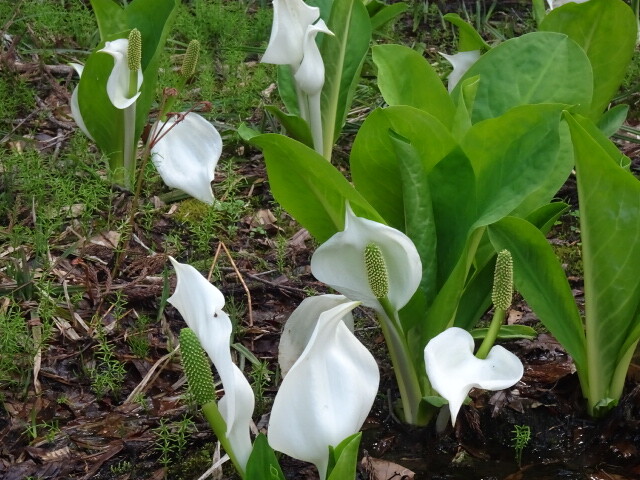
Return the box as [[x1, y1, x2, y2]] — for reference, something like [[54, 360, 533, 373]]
[[372, 44, 454, 128], [540, 0, 637, 119], [463, 104, 572, 228], [251, 134, 383, 242], [351, 106, 456, 231], [388, 131, 437, 307], [443, 13, 491, 51], [320, 0, 371, 155], [567, 113, 640, 405], [454, 32, 593, 123]]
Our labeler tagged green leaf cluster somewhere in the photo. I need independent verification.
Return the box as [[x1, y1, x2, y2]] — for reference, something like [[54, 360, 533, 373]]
[[251, 0, 638, 422]]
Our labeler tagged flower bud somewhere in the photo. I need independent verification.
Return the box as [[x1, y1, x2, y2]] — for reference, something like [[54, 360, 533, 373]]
[[492, 249, 513, 310]]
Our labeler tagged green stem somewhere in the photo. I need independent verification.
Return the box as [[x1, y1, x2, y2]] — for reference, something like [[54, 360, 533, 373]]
[[122, 105, 136, 190], [201, 401, 246, 479], [122, 69, 139, 190], [308, 91, 324, 158], [476, 308, 505, 359], [610, 340, 638, 403], [377, 297, 428, 425], [161, 77, 186, 121]]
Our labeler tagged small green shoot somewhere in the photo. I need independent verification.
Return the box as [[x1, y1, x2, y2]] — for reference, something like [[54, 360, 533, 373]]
[[511, 424, 531, 468]]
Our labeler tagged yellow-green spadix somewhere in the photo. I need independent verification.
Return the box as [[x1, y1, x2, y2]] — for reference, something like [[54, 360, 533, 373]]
[[167, 257, 254, 470], [310, 203, 421, 312]]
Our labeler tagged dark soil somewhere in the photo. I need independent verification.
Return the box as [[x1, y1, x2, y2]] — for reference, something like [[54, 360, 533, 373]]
[[2, 1, 640, 479]]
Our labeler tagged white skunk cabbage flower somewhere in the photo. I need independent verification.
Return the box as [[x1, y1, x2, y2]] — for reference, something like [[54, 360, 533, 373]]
[[68, 63, 94, 141], [167, 257, 254, 470], [151, 112, 222, 204], [440, 50, 481, 93], [98, 38, 143, 109], [261, 0, 320, 68], [278, 294, 354, 377], [294, 20, 334, 95], [546, 0, 589, 9], [311, 203, 422, 312], [424, 327, 523, 425], [269, 299, 379, 479]]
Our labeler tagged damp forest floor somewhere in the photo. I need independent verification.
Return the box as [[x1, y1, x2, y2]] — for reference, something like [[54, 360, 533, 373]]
[[2, 1, 640, 479]]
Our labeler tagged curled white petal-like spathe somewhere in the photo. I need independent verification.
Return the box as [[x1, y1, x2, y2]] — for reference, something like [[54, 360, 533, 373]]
[[69, 63, 94, 141], [424, 327, 523, 425], [167, 257, 254, 469], [99, 38, 143, 109], [261, 0, 320, 67], [293, 20, 333, 95], [440, 50, 481, 93], [268, 300, 379, 479], [151, 112, 222, 205], [310, 203, 422, 312], [278, 294, 354, 377]]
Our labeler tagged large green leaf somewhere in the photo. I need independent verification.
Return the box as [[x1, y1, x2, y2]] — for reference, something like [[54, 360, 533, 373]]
[[462, 104, 572, 228], [372, 44, 454, 128], [326, 433, 361, 480], [252, 134, 383, 243], [320, 0, 371, 155], [265, 106, 313, 148], [367, 1, 408, 31], [350, 106, 456, 230], [276, 65, 300, 117], [427, 146, 477, 288], [443, 13, 491, 51], [567, 113, 640, 404], [388, 131, 437, 307], [487, 217, 587, 373], [540, 0, 637, 119], [90, 0, 126, 39], [245, 434, 286, 480], [453, 32, 593, 123]]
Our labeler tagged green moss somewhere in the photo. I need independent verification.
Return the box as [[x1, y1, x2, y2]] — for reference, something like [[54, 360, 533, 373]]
[[553, 243, 583, 278], [0, 71, 35, 122], [174, 198, 212, 224]]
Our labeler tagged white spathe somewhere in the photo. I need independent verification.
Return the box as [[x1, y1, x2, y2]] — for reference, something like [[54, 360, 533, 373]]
[[261, 0, 320, 67], [167, 257, 254, 470], [99, 38, 143, 110], [546, 0, 589, 9], [424, 327, 523, 425], [69, 63, 94, 141], [440, 50, 481, 93], [151, 112, 222, 205], [269, 300, 379, 479], [310, 203, 422, 312], [278, 294, 354, 377], [294, 20, 333, 95]]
